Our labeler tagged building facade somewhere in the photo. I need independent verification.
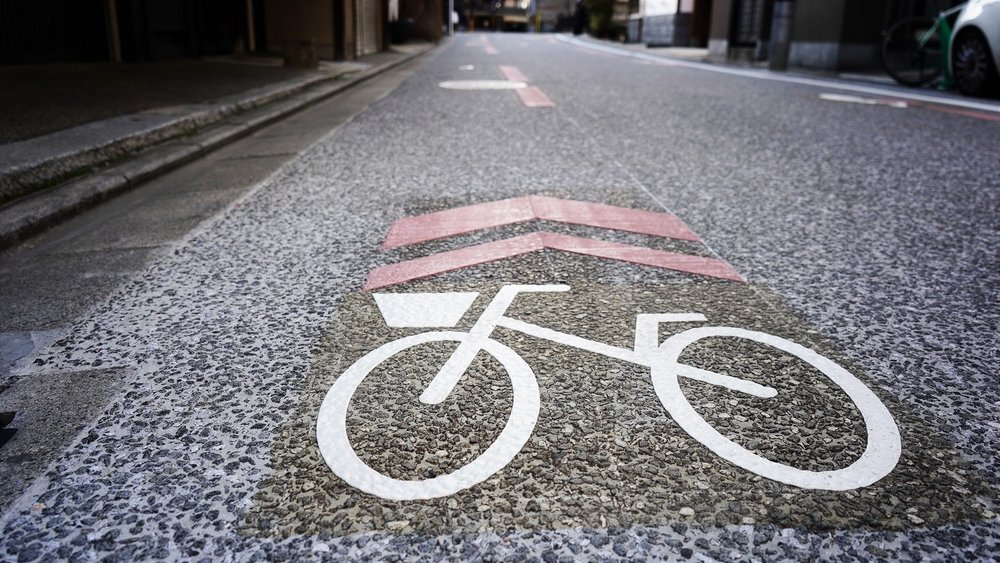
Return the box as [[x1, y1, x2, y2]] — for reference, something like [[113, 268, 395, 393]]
[[464, 0, 531, 31], [0, 0, 404, 65], [706, 0, 964, 71], [534, 0, 576, 32], [622, 0, 965, 70], [627, 0, 713, 47]]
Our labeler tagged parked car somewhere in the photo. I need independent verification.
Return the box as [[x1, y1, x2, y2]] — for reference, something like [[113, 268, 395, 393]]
[[951, 0, 1000, 96]]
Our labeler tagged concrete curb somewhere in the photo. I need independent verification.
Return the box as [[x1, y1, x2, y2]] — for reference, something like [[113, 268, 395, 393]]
[[0, 46, 434, 251], [0, 74, 330, 205]]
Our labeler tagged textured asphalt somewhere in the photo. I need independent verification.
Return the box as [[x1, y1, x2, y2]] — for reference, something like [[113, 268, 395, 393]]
[[1, 33, 999, 560]]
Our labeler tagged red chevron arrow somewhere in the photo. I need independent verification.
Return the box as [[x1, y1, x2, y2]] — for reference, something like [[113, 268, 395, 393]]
[[382, 195, 700, 249], [367, 196, 743, 290], [365, 231, 744, 290]]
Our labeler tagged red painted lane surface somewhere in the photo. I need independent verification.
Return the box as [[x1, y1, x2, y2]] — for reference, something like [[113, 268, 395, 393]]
[[485, 46, 499, 55], [515, 86, 555, 107], [919, 103, 1000, 122], [382, 195, 700, 249], [500, 65, 529, 82], [365, 232, 743, 290]]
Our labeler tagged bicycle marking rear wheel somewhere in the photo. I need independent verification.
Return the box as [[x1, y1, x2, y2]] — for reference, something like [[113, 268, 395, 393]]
[[651, 327, 901, 491], [881, 17, 943, 86], [316, 331, 539, 501]]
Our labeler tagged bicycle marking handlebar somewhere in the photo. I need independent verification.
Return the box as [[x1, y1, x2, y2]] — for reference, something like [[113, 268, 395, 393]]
[[420, 285, 570, 404]]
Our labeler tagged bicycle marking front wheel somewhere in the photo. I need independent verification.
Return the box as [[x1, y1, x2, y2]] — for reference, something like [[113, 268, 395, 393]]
[[316, 331, 539, 501], [651, 327, 901, 491]]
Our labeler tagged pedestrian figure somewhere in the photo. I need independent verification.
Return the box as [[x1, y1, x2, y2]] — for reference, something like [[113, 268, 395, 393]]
[[573, 0, 588, 35]]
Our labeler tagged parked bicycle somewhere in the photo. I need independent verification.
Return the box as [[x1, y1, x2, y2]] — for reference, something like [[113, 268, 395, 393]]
[[881, 2, 968, 87], [317, 285, 901, 501]]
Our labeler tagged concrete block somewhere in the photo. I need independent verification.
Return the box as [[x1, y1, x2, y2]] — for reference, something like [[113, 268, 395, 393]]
[[0, 173, 128, 248], [119, 143, 203, 186], [284, 40, 319, 69]]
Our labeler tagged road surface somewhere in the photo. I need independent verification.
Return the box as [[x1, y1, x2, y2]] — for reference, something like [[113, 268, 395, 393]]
[[1, 33, 999, 560]]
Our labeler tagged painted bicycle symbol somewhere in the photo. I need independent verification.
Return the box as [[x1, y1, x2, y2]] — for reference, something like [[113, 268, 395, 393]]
[[317, 284, 901, 501]]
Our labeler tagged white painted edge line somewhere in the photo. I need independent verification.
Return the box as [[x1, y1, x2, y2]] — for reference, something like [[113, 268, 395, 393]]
[[556, 35, 1000, 114]]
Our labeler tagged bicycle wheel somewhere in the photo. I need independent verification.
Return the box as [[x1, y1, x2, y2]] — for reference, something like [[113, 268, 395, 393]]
[[650, 327, 901, 491], [881, 17, 943, 86], [316, 331, 539, 501]]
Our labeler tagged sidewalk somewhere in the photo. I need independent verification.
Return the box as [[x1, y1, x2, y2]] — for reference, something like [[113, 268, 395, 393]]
[[0, 44, 434, 249], [583, 36, 910, 87], [571, 34, 1000, 112]]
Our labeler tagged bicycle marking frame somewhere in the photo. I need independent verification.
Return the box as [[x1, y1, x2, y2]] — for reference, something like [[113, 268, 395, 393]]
[[419, 285, 776, 403], [317, 284, 902, 501]]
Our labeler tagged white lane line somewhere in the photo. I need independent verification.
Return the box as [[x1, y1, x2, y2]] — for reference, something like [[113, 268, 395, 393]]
[[819, 93, 908, 108], [439, 80, 527, 90], [555, 35, 1000, 115]]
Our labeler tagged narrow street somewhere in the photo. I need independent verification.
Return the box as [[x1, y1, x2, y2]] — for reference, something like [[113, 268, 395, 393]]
[[2, 33, 999, 560]]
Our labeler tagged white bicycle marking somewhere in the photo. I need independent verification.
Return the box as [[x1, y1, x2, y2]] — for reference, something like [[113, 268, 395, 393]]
[[316, 284, 902, 500], [496, 316, 777, 399], [373, 292, 479, 328], [419, 285, 568, 405]]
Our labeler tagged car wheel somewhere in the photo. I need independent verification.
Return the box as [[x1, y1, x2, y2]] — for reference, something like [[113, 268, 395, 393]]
[[952, 29, 999, 96]]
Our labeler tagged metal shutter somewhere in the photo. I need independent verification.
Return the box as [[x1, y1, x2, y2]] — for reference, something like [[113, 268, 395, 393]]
[[733, 0, 766, 46], [355, 0, 379, 56]]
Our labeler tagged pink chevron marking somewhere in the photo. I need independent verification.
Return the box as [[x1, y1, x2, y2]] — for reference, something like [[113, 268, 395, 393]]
[[529, 196, 698, 242], [500, 65, 529, 82], [366, 234, 543, 290], [364, 232, 743, 290], [516, 86, 554, 107], [382, 196, 699, 249], [383, 198, 536, 250], [539, 232, 744, 282]]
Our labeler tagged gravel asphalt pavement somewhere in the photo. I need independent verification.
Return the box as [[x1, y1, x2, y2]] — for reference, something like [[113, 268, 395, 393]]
[[1, 33, 998, 560]]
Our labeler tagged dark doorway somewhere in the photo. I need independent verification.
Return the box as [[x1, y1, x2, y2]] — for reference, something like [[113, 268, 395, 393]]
[[142, 0, 194, 59], [691, 0, 712, 48], [730, 0, 771, 47], [333, 0, 346, 60], [117, 0, 248, 62], [252, 0, 267, 52], [0, 0, 110, 64], [194, 0, 246, 55]]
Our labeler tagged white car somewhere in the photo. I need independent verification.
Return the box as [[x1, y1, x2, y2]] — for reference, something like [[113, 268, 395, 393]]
[[951, 0, 1000, 96]]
